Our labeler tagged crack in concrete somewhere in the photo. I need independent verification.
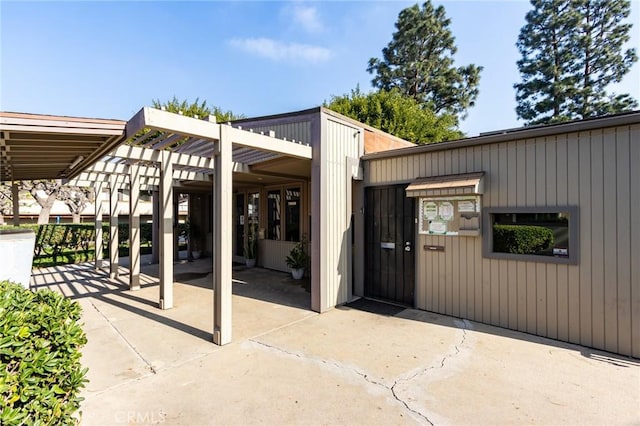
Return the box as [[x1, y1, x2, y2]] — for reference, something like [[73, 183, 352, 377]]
[[89, 299, 157, 374], [389, 320, 471, 425], [250, 319, 471, 426]]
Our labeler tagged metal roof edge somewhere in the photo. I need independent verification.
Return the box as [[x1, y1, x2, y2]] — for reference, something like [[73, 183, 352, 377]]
[[0, 111, 126, 125], [230, 107, 322, 124], [363, 110, 640, 161]]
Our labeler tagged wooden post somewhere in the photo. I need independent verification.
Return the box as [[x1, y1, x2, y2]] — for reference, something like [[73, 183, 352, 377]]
[[129, 165, 141, 291], [109, 174, 119, 279], [95, 182, 104, 270], [213, 126, 233, 345], [159, 150, 174, 309]]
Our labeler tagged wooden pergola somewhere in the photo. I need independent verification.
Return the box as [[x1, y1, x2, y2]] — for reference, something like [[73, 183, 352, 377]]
[[1, 107, 312, 345]]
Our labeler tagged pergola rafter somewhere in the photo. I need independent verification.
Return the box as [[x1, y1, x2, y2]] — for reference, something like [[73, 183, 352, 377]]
[[1, 106, 313, 347]]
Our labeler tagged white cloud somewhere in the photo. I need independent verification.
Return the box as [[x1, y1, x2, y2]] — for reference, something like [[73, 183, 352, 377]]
[[229, 38, 331, 64], [287, 4, 323, 34]]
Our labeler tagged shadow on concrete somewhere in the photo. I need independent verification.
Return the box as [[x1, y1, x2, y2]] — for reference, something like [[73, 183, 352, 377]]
[[170, 265, 312, 311], [31, 261, 312, 344], [340, 297, 640, 367]]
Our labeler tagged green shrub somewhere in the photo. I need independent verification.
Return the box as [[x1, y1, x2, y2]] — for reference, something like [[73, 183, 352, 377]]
[[493, 224, 555, 255], [0, 281, 88, 425]]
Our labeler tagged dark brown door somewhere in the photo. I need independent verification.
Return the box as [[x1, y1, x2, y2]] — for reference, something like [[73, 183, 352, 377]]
[[365, 185, 415, 306]]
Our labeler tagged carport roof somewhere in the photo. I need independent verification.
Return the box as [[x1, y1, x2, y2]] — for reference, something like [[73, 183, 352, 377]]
[[0, 112, 126, 182], [1, 108, 313, 187]]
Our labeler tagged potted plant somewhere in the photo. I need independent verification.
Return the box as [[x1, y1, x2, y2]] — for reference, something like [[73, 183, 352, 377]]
[[285, 240, 308, 280], [189, 221, 203, 260], [244, 233, 257, 267]]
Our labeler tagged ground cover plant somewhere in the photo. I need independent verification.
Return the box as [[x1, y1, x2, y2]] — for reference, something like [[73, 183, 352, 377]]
[[0, 280, 88, 424]]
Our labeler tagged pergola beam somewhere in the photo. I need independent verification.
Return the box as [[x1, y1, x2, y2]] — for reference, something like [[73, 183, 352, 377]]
[[110, 144, 218, 170], [228, 126, 312, 160]]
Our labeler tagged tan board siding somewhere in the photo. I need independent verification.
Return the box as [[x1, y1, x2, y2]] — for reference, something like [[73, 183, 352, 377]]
[[319, 115, 362, 308], [234, 121, 312, 146], [366, 123, 639, 357], [258, 240, 298, 272]]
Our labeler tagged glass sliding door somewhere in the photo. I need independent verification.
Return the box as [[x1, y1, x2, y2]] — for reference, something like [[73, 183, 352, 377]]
[[247, 192, 260, 242], [267, 190, 281, 240], [285, 187, 300, 241]]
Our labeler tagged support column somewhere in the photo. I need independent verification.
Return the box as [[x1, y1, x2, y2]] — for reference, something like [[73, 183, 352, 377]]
[[109, 174, 119, 279], [94, 182, 104, 270], [159, 151, 174, 309], [151, 190, 159, 264], [11, 183, 19, 227], [213, 126, 233, 345], [129, 165, 141, 291]]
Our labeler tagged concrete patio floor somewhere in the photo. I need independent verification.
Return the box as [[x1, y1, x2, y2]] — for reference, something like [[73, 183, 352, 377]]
[[30, 259, 640, 425]]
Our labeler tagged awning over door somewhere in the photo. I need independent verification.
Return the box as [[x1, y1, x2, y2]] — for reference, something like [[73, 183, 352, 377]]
[[405, 172, 485, 198]]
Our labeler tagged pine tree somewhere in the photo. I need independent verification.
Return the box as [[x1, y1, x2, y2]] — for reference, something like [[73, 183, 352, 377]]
[[571, 0, 638, 117], [367, 1, 482, 120], [515, 0, 581, 124], [515, 0, 637, 125]]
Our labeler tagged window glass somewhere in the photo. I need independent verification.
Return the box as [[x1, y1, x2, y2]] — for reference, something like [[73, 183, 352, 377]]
[[285, 187, 300, 241], [247, 192, 260, 241], [267, 190, 281, 240], [492, 212, 570, 258]]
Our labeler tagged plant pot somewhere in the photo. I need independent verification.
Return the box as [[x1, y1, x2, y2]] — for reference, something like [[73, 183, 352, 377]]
[[291, 268, 304, 280], [192, 250, 202, 260], [245, 258, 256, 268]]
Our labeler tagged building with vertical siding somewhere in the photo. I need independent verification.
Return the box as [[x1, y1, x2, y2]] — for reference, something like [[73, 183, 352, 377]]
[[361, 111, 639, 358], [2, 107, 638, 358]]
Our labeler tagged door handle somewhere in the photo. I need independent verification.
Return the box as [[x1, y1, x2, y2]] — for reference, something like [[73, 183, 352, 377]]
[[404, 241, 412, 252]]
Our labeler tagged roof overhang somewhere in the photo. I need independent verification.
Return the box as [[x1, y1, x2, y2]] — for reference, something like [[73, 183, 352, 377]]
[[0, 112, 126, 182], [406, 172, 485, 198], [1, 107, 313, 188]]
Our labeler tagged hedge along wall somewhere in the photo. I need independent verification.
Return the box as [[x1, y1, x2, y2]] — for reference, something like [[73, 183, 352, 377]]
[[493, 225, 555, 255], [0, 223, 155, 268]]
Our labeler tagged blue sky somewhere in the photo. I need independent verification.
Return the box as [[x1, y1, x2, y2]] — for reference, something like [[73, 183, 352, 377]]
[[1, 1, 638, 137]]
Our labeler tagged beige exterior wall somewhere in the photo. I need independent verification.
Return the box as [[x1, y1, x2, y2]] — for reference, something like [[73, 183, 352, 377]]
[[312, 113, 363, 311], [365, 123, 640, 357], [258, 240, 298, 271], [233, 120, 312, 146]]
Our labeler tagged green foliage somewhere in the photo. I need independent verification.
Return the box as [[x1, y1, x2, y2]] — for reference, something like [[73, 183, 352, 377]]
[[515, 0, 638, 125], [285, 241, 309, 269], [367, 1, 482, 120], [493, 224, 555, 255], [0, 223, 155, 268], [151, 96, 244, 122], [33, 249, 98, 269], [127, 97, 245, 149], [33, 224, 95, 259], [244, 234, 258, 260], [0, 281, 88, 425], [325, 87, 463, 144]]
